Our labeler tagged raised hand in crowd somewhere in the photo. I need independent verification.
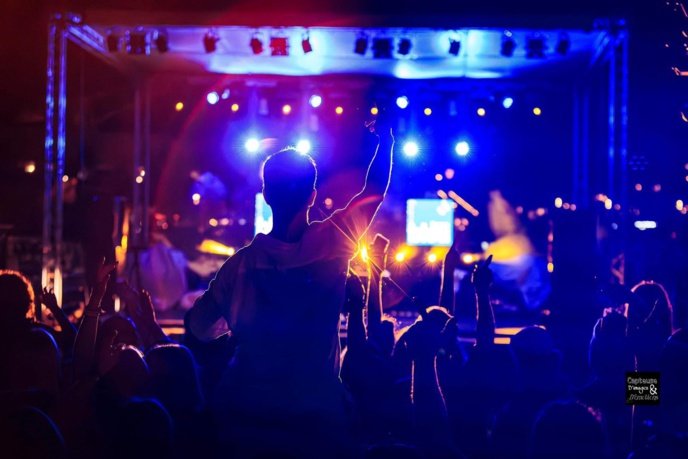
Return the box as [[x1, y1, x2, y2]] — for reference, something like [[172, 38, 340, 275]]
[[41, 286, 77, 347], [439, 237, 461, 315], [72, 259, 117, 380], [367, 233, 389, 344], [471, 255, 495, 348]]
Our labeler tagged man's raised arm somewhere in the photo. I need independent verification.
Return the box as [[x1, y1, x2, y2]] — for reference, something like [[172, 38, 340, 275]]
[[327, 113, 395, 240]]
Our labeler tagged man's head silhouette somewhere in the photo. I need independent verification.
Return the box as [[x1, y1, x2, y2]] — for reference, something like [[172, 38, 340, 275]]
[[262, 147, 317, 220]]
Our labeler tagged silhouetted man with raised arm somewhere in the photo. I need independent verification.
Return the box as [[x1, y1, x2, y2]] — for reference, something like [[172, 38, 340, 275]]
[[187, 116, 394, 458]]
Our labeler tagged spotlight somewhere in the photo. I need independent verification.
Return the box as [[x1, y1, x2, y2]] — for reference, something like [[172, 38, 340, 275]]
[[477, 108, 486, 117], [403, 141, 419, 157], [398, 38, 412, 56], [424, 108, 432, 116], [427, 253, 438, 263], [373, 38, 392, 58], [502, 97, 514, 109], [354, 34, 368, 55], [395, 252, 405, 262], [555, 32, 570, 55], [302, 33, 313, 54], [455, 141, 470, 156], [221, 89, 230, 99], [250, 35, 263, 54], [270, 37, 289, 56], [107, 31, 122, 52], [175, 102, 184, 111], [282, 104, 292, 115], [396, 96, 409, 109], [335, 106, 344, 115], [204, 31, 219, 53], [309, 95, 322, 108], [533, 107, 542, 116], [526, 33, 546, 58], [231, 103, 239, 112], [155, 31, 169, 53], [127, 28, 150, 55], [207, 92, 219, 105], [449, 39, 461, 56], [501, 31, 516, 57], [245, 138, 260, 153], [296, 140, 311, 155]]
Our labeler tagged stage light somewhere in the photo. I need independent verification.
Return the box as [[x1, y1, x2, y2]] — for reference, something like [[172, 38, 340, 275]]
[[435, 174, 443, 181], [335, 106, 344, 115], [555, 32, 570, 56], [204, 31, 219, 53], [533, 107, 542, 116], [449, 39, 461, 56], [502, 97, 514, 109], [371, 107, 379, 115], [395, 252, 405, 262], [107, 31, 122, 52], [396, 96, 409, 109], [309, 95, 322, 108], [24, 162, 36, 174], [127, 29, 150, 55], [604, 198, 613, 210], [635, 183, 642, 191], [270, 36, 289, 56], [221, 89, 230, 99], [135, 176, 143, 184], [501, 31, 516, 57], [296, 140, 311, 155], [634, 221, 657, 231], [526, 33, 546, 58], [455, 141, 470, 156], [282, 104, 292, 115], [354, 35, 368, 55], [477, 107, 486, 116], [424, 108, 432, 116], [192, 193, 201, 205], [231, 103, 239, 112], [175, 102, 184, 111], [360, 247, 368, 262], [373, 38, 393, 58], [302, 34, 313, 54], [155, 31, 169, 53], [398, 38, 412, 55], [250, 35, 263, 54], [462, 253, 474, 264], [555, 197, 563, 208], [677, 200, 684, 211], [427, 253, 438, 263], [207, 92, 219, 105], [403, 141, 419, 157], [245, 138, 260, 153]]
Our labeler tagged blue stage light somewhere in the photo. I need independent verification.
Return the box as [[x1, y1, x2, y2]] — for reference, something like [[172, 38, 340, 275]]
[[296, 139, 311, 154], [455, 141, 470, 156], [502, 97, 514, 109], [309, 95, 322, 108], [207, 92, 219, 105], [396, 96, 409, 109], [245, 138, 260, 153], [403, 141, 419, 157]]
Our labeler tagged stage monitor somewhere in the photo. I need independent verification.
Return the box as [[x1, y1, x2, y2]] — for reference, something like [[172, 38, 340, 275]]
[[255, 193, 273, 236], [406, 199, 454, 246]]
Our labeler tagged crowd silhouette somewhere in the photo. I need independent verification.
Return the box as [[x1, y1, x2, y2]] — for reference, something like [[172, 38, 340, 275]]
[[1, 116, 687, 459]]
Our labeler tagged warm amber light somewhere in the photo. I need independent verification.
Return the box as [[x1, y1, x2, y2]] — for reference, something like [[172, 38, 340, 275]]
[[335, 106, 344, 115], [427, 253, 438, 263], [175, 102, 184, 112], [231, 103, 239, 112], [477, 108, 486, 117], [533, 107, 542, 116], [370, 107, 379, 115], [424, 108, 432, 116], [282, 104, 292, 115]]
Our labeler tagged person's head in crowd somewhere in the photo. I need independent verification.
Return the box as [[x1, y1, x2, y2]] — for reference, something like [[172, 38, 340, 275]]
[[95, 346, 150, 424], [0, 269, 36, 324], [659, 329, 688, 422], [0, 406, 66, 459], [510, 326, 561, 379], [110, 398, 172, 459], [262, 148, 317, 222], [96, 315, 140, 374], [529, 401, 607, 459], [630, 281, 673, 336], [145, 343, 204, 414], [9, 328, 61, 398], [589, 311, 635, 378]]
